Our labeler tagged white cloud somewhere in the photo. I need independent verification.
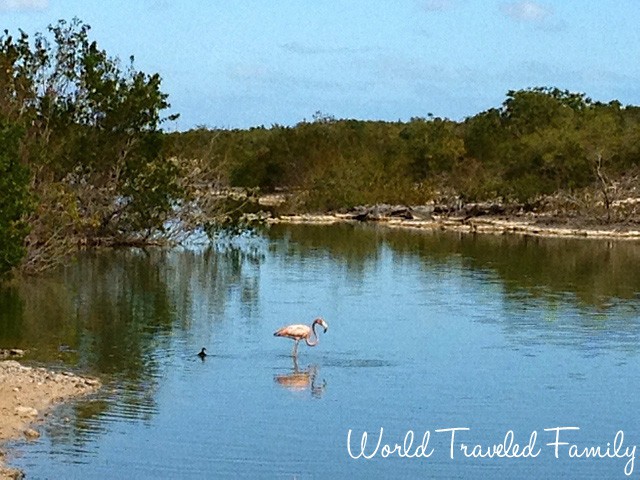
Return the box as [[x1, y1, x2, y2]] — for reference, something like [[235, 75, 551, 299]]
[[0, 0, 47, 11], [501, 1, 553, 23]]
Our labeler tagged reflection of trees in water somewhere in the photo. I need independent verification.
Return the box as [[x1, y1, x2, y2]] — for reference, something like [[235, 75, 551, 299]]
[[70, 250, 175, 374], [1, 224, 639, 447], [267, 223, 384, 284], [269, 224, 640, 309], [0, 250, 179, 444], [0, 286, 24, 345], [267, 224, 640, 352], [167, 245, 263, 329], [0, 243, 265, 447], [385, 229, 640, 308]]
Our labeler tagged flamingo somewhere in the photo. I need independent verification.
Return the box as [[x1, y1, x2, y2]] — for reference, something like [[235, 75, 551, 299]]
[[273, 318, 328, 357]]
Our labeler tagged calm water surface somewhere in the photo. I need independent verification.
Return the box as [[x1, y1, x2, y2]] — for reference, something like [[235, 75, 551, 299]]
[[1, 224, 640, 479]]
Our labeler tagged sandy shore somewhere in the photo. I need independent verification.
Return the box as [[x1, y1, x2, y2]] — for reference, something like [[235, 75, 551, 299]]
[[0, 360, 100, 480]]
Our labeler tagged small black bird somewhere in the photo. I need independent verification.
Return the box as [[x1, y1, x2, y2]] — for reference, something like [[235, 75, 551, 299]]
[[197, 347, 207, 359]]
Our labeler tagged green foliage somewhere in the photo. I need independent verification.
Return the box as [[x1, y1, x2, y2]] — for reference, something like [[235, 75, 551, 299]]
[[493, 88, 589, 199], [118, 151, 183, 235], [0, 18, 182, 273], [460, 87, 638, 202], [304, 152, 414, 211], [400, 117, 465, 180], [0, 120, 32, 277], [165, 87, 640, 212], [3, 15, 638, 281], [28, 19, 180, 237]]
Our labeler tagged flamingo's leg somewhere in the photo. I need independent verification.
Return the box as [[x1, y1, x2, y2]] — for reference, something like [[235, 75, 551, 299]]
[[292, 340, 299, 357]]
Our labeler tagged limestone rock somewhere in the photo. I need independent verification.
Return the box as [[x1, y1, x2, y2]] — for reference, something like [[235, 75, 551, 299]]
[[23, 428, 40, 440], [14, 407, 38, 418]]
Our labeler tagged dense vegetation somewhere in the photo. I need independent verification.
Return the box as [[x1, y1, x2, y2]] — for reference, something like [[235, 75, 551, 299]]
[[0, 121, 31, 278], [164, 89, 640, 214], [0, 19, 183, 277], [2, 20, 639, 280]]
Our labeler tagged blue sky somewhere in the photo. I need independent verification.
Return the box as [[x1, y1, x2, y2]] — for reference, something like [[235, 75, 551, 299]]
[[2, 0, 639, 130]]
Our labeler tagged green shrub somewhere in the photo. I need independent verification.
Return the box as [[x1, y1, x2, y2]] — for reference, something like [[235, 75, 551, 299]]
[[0, 121, 32, 278]]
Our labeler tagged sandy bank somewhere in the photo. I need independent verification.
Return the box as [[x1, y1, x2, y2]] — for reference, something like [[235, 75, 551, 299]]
[[269, 213, 640, 240], [0, 360, 100, 480]]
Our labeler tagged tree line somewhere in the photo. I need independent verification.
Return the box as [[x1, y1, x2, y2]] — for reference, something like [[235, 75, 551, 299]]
[[164, 89, 640, 214], [2, 19, 639, 280]]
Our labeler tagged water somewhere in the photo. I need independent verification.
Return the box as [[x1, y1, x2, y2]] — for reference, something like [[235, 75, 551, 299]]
[[1, 224, 640, 479]]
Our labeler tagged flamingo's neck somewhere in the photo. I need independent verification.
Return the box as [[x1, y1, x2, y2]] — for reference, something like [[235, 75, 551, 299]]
[[305, 323, 320, 347]]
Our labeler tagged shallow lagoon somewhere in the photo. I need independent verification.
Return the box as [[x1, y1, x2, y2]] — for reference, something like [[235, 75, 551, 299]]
[[2, 224, 640, 478]]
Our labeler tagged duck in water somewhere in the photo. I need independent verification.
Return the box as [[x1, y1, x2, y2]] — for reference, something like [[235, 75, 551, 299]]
[[197, 347, 207, 359]]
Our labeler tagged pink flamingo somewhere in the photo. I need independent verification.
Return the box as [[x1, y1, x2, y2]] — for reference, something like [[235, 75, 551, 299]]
[[274, 318, 328, 357]]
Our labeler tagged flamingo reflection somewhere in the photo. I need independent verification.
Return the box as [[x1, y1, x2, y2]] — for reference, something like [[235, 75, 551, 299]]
[[274, 357, 326, 398]]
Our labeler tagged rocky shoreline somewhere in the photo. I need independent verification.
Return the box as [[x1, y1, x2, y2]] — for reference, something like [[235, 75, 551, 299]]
[[0, 359, 100, 480], [267, 203, 640, 240]]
